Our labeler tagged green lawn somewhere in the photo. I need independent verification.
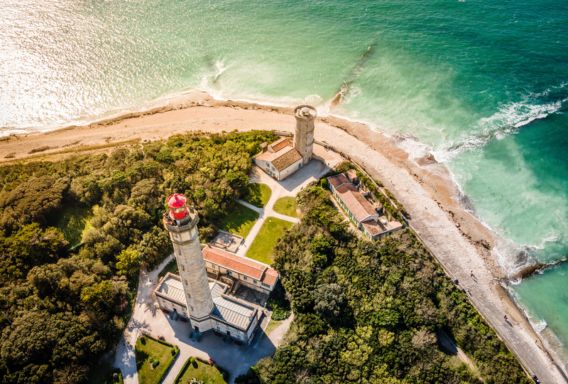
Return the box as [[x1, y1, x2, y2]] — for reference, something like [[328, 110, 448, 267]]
[[273, 196, 299, 218], [135, 335, 178, 384], [53, 203, 92, 248], [244, 183, 272, 207], [246, 217, 293, 264], [215, 203, 259, 238], [175, 358, 226, 384]]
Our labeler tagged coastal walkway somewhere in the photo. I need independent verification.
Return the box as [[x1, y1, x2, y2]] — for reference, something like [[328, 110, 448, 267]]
[[311, 125, 568, 384]]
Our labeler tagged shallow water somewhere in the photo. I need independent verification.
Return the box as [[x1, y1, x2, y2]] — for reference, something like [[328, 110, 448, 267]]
[[1, 0, 567, 352]]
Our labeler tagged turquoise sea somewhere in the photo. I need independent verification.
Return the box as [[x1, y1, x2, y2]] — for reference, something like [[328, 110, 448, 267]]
[[1, 0, 567, 357]]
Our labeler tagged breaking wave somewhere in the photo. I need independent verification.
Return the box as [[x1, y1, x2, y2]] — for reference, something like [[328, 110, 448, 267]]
[[435, 83, 567, 161]]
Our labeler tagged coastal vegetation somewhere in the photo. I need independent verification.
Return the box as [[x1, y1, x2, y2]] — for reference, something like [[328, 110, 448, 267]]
[[0, 130, 532, 383], [246, 217, 293, 265], [0, 130, 275, 384], [249, 185, 531, 384], [272, 196, 299, 218], [243, 183, 272, 208], [135, 335, 178, 384]]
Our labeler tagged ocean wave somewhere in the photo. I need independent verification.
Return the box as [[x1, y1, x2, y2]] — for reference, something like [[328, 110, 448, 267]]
[[435, 84, 568, 161], [533, 319, 549, 333]]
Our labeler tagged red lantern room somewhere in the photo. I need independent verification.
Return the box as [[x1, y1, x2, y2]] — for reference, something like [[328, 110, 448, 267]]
[[166, 193, 189, 221]]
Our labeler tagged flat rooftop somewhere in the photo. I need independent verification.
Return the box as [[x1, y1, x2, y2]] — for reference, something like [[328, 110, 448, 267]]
[[155, 273, 186, 305], [155, 273, 258, 331]]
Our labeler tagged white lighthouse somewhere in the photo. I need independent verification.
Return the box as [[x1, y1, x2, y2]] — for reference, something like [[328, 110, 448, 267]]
[[163, 194, 214, 330], [157, 193, 272, 343]]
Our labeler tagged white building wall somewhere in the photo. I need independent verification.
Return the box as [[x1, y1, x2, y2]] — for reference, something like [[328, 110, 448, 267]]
[[254, 159, 277, 179], [156, 295, 187, 316], [278, 159, 303, 180]]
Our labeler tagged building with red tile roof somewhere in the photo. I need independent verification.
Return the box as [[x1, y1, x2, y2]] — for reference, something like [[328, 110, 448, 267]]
[[202, 246, 279, 293], [328, 171, 402, 240], [254, 105, 317, 180]]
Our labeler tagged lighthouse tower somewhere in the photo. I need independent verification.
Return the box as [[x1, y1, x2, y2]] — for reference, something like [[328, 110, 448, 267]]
[[163, 194, 214, 330], [293, 105, 317, 164]]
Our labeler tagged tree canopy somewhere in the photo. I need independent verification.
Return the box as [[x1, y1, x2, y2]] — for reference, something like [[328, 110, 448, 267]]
[[252, 185, 530, 384], [0, 131, 275, 383]]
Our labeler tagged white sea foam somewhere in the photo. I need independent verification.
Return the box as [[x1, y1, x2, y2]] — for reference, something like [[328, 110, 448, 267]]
[[434, 87, 567, 162], [533, 319, 549, 333]]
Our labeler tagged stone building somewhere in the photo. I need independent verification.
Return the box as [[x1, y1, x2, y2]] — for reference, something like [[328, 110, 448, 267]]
[[202, 246, 279, 295], [328, 172, 403, 240], [154, 194, 278, 344], [254, 105, 317, 180]]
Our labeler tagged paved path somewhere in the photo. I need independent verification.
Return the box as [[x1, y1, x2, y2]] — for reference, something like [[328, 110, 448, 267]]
[[111, 124, 567, 382], [114, 255, 174, 384], [236, 162, 329, 257], [113, 163, 327, 383]]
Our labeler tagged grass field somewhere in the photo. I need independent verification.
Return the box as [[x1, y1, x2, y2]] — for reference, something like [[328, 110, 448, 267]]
[[273, 196, 299, 218], [175, 358, 226, 384], [53, 203, 92, 247], [244, 183, 271, 207], [246, 217, 293, 264], [135, 335, 178, 384], [215, 203, 259, 238]]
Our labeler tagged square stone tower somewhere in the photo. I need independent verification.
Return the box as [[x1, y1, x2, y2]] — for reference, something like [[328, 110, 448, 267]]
[[293, 105, 317, 164]]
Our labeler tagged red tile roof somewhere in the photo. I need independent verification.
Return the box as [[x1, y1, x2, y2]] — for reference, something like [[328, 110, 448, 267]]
[[329, 173, 379, 223], [340, 189, 377, 222], [272, 148, 302, 171], [269, 137, 293, 152], [327, 173, 350, 189], [202, 246, 279, 287]]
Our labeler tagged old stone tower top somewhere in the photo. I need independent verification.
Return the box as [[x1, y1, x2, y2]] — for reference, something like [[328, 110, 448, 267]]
[[293, 105, 316, 165]]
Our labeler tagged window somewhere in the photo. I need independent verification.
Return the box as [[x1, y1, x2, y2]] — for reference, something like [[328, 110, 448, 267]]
[[227, 271, 232, 276], [184, 279, 188, 285], [181, 265, 185, 271]]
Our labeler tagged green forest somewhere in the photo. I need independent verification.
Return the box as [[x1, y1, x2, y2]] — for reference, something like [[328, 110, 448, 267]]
[[0, 130, 531, 384], [249, 185, 531, 384], [0, 131, 275, 384]]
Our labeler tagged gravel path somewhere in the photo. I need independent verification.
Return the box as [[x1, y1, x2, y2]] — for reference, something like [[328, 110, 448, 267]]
[[313, 125, 567, 384]]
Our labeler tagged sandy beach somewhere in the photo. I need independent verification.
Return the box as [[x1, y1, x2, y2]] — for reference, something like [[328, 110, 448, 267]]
[[0, 91, 566, 383]]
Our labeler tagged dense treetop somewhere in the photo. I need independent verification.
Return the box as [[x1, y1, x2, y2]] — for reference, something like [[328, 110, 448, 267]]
[[249, 185, 530, 384]]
